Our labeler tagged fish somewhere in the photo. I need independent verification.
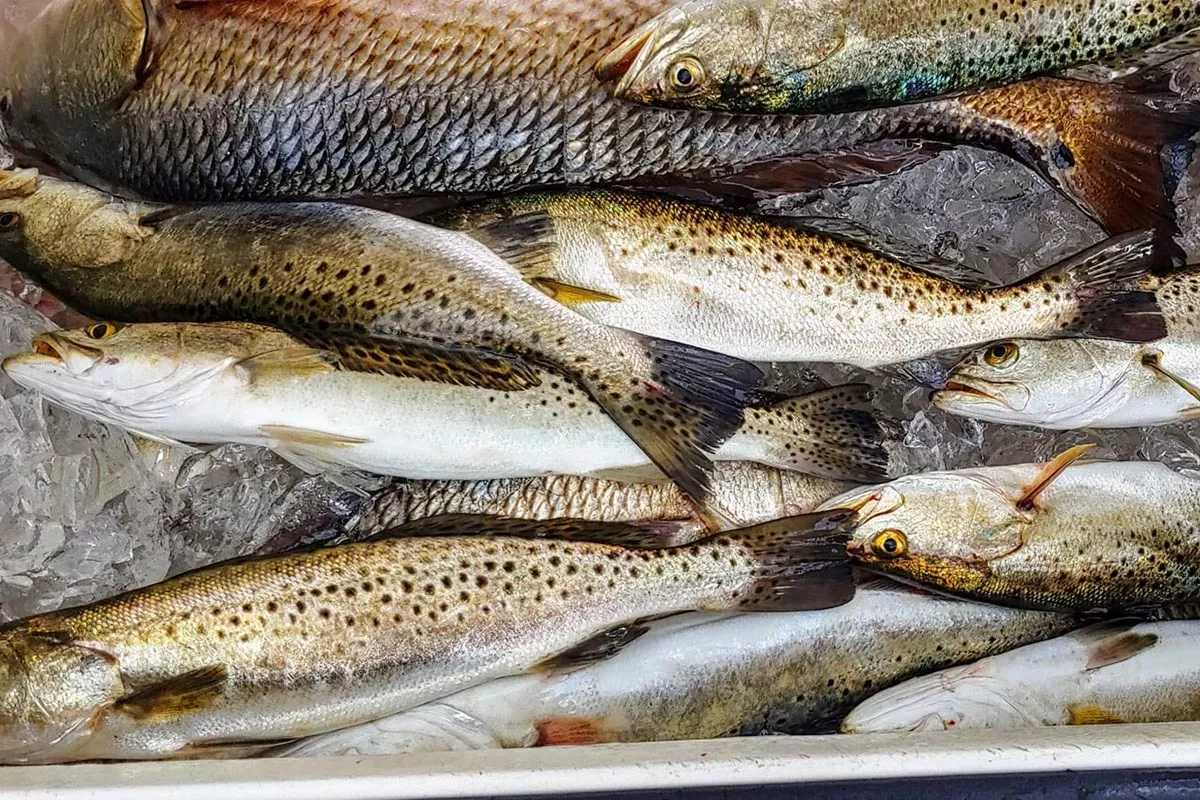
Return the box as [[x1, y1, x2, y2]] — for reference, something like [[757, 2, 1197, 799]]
[[270, 582, 1076, 755], [0, 0, 1194, 235], [0, 170, 772, 509], [600, 0, 1200, 115], [351, 462, 857, 540], [841, 619, 1200, 733], [822, 446, 1200, 613], [0, 510, 857, 764], [935, 270, 1200, 429], [1, 321, 887, 487], [431, 190, 1167, 367]]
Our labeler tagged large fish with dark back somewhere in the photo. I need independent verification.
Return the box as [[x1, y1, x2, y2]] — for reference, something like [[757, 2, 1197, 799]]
[[0, 169, 765, 508], [0, 0, 1194, 235]]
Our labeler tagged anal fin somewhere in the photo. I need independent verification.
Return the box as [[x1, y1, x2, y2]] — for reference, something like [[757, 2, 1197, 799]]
[[1066, 704, 1125, 725], [460, 211, 559, 276]]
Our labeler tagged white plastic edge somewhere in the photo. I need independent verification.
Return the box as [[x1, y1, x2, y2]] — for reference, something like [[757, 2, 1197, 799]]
[[5, 721, 1200, 799]]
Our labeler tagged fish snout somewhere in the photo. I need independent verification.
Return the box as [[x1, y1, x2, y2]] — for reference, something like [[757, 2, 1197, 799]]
[[30, 333, 103, 373]]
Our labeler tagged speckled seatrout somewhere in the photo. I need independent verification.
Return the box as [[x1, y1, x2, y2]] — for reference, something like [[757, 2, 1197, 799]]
[[601, 0, 1200, 114], [842, 620, 1200, 733], [822, 446, 1200, 613], [0, 510, 857, 764], [936, 270, 1200, 429], [433, 191, 1167, 367], [352, 463, 855, 540], [1, 322, 886, 485], [0, 170, 772, 507], [0, 0, 1195, 236], [270, 582, 1074, 755]]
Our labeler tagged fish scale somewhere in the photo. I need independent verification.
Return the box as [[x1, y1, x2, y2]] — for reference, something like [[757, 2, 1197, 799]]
[[2, 0, 1193, 226]]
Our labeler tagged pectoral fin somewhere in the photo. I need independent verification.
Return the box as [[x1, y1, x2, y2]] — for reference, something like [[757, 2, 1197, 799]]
[[0, 168, 39, 200], [531, 278, 621, 306], [1014, 444, 1095, 512], [1142, 351, 1200, 404], [1086, 631, 1159, 670], [239, 347, 340, 382], [261, 424, 368, 449], [115, 665, 228, 721]]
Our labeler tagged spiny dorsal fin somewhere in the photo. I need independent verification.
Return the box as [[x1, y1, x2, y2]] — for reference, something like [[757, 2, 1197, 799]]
[[1015, 444, 1095, 511], [533, 622, 653, 672], [530, 278, 621, 307], [1086, 631, 1159, 670], [376, 514, 696, 549], [465, 212, 559, 277], [238, 347, 340, 382], [782, 217, 998, 289], [325, 334, 544, 393], [116, 665, 228, 721]]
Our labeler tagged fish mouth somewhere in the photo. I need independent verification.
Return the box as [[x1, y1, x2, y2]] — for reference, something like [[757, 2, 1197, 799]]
[[936, 380, 997, 403], [28, 333, 103, 370], [595, 22, 657, 84]]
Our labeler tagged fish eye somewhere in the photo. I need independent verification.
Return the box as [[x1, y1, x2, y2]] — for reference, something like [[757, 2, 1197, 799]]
[[0, 91, 10, 115], [984, 341, 1018, 368], [668, 57, 704, 93], [85, 322, 123, 340], [0, 212, 19, 230], [870, 529, 908, 559]]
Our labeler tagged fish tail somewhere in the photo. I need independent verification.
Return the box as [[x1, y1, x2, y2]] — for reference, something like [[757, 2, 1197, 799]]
[[959, 78, 1200, 256], [700, 510, 857, 612], [579, 332, 764, 506], [742, 384, 889, 483], [1031, 230, 1167, 342]]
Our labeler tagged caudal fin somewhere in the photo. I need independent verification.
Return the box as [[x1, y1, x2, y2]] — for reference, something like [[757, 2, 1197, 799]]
[[968, 78, 1200, 256], [739, 385, 889, 483], [1027, 230, 1167, 342], [704, 509, 858, 611], [583, 333, 764, 508]]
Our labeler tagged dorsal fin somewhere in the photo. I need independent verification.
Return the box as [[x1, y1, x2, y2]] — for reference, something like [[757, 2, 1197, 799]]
[[1015, 444, 1095, 511], [781, 217, 999, 288]]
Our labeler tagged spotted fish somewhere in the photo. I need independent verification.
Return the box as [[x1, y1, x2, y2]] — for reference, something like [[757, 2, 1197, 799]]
[[0, 511, 856, 763]]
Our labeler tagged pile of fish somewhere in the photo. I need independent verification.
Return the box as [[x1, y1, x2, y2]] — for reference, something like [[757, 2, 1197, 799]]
[[0, 0, 1198, 765]]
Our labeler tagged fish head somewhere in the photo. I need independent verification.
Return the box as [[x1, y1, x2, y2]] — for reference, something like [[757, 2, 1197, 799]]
[[1, 322, 271, 429], [0, 0, 156, 162], [0, 631, 125, 763], [840, 660, 1039, 733], [825, 472, 1028, 594], [0, 168, 162, 279], [935, 339, 1141, 429], [597, 0, 850, 113]]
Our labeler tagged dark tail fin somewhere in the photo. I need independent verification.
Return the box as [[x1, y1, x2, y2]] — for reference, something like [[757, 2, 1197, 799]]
[[978, 78, 1200, 260], [707, 509, 857, 612], [1021, 230, 1167, 342], [583, 333, 764, 508], [739, 385, 889, 483]]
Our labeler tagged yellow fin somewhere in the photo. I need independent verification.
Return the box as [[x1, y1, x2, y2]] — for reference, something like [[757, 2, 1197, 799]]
[[532, 278, 621, 306], [261, 424, 368, 449], [1066, 704, 1125, 725], [1015, 444, 1095, 512], [238, 347, 339, 382], [1142, 350, 1200, 404], [116, 665, 228, 722]]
